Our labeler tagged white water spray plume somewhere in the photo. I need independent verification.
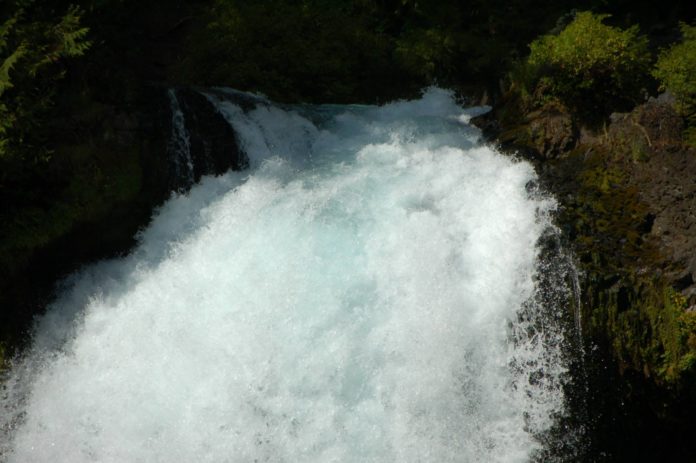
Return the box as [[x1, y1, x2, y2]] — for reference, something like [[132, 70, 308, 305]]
[[0, 88, 569, 462]]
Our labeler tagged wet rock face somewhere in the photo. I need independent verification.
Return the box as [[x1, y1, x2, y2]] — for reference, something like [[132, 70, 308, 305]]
[[634, 98, 684, 149], [526, 103, 577, 159], [631, 148, 696, 293], [605, 98, 685, 162], [140, 86, 250, 198], [474, 93, 696, 461], [600, 98, 696, 298], [473, 99, 578, 160], [173, 88, 248, 185]]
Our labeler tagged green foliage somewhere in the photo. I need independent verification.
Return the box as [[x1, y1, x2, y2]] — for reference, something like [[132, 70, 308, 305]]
[[0, 3, 90, 168], [175, 0, 408, 103], [654, 23, 696, 115], [654, 23, 696, 146], [516, 12, 651, 119], [395, 27, 457, 83], [554, 147, 696, 385], [174, 0, 583, 102], [591, 280, 696, 384], [390, 0, 590, 89], [0, 138, 143, 271]]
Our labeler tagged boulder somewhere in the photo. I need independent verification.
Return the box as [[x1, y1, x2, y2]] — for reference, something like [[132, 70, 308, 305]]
[[525, 102, 577, 159]]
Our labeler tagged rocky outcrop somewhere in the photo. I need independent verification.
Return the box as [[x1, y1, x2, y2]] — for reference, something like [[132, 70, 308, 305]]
[[171, 88, 248, 187], [473, 94, 696, 461], [526, 105, 577, 158]]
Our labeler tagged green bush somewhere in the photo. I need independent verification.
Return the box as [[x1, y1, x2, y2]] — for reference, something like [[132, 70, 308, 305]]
[[517, 11, 650, 118], [174, 0, 581, 103], [653, 23, 696, 145]]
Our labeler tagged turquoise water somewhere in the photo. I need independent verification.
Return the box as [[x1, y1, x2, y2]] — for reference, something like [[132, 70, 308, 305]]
[[0, 89, 568, 462]]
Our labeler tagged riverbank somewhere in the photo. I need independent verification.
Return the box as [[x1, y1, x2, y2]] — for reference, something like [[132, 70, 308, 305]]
[[473, 92, 696, 461]]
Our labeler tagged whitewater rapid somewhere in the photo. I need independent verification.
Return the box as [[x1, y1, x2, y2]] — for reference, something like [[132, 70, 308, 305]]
[[0, 88, 568, 462]]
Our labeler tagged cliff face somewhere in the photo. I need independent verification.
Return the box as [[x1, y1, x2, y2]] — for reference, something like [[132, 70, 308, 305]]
[[474, 96, 696, 461]]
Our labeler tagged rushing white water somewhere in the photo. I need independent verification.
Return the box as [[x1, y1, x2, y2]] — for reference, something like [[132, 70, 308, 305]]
[[0, 88, 569, 462]]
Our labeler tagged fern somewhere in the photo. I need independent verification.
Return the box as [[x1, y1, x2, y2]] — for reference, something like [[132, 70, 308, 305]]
[[0, 3, 90, 166], [0, 42, 26, 96], [0, 16, 19, 53], [54, 6, 91, 58]]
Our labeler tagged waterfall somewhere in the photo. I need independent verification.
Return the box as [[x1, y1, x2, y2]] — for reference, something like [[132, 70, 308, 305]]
[[0, 88, 575, 462], [167, 88, 195, 189]]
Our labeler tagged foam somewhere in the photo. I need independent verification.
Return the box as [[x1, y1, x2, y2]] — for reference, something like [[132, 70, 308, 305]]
[[0, 88, 565, 462]]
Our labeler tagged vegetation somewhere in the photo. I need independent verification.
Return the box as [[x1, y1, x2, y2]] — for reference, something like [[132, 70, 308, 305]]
[[1, 1, 696, 457], [654, 23, 696, 145], [0, 1, 596, 328], [511, 12, 651, 121], [0, 3, 90, 171], [174, 0, 407, 103], [173, 0, 582, 103]]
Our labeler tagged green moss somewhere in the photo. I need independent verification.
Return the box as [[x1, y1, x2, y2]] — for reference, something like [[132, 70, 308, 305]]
[[604, 122, 652, 162], [591, 281, 696, 384], [546, 147, 696, 385], [566, 153, 653, 274]]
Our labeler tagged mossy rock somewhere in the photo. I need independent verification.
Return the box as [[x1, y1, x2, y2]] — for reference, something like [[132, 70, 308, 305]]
[[543, 144, 696, 385], [589, 278, 696, 384], [525, 102, 577, 158]]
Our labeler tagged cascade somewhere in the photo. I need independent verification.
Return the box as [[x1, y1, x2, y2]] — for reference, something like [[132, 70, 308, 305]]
[[0, 88, 577, 462], [167, 88, 195, 189]]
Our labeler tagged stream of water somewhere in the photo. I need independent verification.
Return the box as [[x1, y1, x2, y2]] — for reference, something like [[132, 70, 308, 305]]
[[0, 88, 572, 462]]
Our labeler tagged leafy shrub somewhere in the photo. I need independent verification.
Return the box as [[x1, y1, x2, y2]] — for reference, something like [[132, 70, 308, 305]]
[[516, 11, 650, 119], [0, 4, 90, 163], [175, 0, 581, 103], [0, 2, 90, 209], [653, 23, 696, 145]]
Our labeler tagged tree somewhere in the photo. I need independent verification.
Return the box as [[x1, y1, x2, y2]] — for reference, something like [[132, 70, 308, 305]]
[[0, 2, 90, 166]]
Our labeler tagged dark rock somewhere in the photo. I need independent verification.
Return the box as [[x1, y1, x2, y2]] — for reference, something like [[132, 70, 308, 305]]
[[174, 87, 248, 185], [477, 91, 696, 460], [674, 271, 695, 291], [652, 91, 677, 106], [635, 98, 683, 149], [525, 102, 577, 159]]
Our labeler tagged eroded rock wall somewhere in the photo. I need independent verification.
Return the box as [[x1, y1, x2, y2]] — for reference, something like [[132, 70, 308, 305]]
[[474, 95, 696, 461]]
